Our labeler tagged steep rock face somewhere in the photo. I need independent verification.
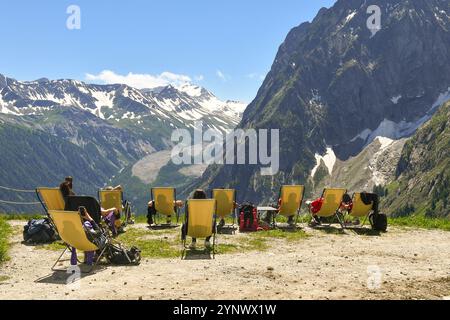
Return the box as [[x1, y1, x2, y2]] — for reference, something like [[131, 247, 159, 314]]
[[194, 0, 450, 203], [310, 137, 406, 198], [383, 101, 450, 217]]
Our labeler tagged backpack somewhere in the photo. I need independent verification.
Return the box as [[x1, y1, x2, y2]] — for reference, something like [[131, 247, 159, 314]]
[[369, 212, 388, 232], [106, 243, 141, 265], [23, 218, 58, 244], [239, 203, 258, 232]]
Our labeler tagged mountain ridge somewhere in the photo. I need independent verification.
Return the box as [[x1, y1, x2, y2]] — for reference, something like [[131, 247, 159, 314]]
[[193, 0, 450, 203]]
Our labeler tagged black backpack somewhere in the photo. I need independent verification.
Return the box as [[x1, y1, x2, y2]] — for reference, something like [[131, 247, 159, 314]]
[[106, 243, 141, 265], [369, 212, 388, 232], [23, 218, 58, 244]]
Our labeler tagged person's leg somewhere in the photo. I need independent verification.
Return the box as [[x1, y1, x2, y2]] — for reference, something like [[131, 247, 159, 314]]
[[309, 214, 321, 226], [147, 202, 155, 225], [110, 213, 118, 236], [181, 223, 187, 241], [287, 215, 295, 225], [85, 251, 95, 265], [70, 247, 77, 266], [371, 194, 380, 214], [189, 237, 197, 249], [103, 211, 118, 236], [205, 236, 212, 249]]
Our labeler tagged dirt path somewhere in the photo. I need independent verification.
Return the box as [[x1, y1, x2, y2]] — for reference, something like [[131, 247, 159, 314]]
[[1, 221, 449, 300]]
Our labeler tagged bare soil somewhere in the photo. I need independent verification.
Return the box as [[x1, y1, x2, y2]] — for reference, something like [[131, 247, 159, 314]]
[[1, 221, 449, 300]]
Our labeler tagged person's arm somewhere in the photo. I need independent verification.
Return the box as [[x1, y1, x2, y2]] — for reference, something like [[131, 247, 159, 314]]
[[82, 211, 100, 230], [101, 207, 118, 217]]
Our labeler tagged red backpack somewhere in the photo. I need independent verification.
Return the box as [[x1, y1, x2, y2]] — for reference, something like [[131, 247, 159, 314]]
[[239, 203, 258, 232]]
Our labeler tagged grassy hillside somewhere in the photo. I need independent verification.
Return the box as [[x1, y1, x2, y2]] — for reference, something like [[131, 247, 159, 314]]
[[0, 122, 116, 213], [383, 102, 450, 217]]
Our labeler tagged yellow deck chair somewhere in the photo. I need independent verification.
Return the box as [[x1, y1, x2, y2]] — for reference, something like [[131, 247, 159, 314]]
[[151, 187, 180, 225], [276, 185, 305, 226], [213, 189, 236, 227], [48, 210, 109, 273], [182, 199, 217, 257], [36, 188, 65, 213], [310, 188, 347, 228], [99, 189, 126, 229], [348, 193, 374, 227]]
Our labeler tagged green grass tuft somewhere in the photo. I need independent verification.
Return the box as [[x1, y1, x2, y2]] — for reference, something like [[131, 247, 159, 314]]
[[389, 216, 450, 231], [0, 218, 12, 264], [118, 227, 180, 259], [0, 214, 45, 221]]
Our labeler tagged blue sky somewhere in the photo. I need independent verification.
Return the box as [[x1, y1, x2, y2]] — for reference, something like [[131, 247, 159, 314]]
[[0, 0, 335, 102]]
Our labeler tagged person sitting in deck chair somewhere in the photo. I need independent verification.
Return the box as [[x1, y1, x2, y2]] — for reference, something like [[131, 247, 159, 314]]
[[104, 185, 134, 225], [147, 198, 183, 225], [308, 193, 353, 226], [70, 206, 107, 266], [277, 194, 297, 226], [100, 206, 121, 237], [360, 191, 379, 213], [59, 176, 75, 203], [182, 189, 214, 250]]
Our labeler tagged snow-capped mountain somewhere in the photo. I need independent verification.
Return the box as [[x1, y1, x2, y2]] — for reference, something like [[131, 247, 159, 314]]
[[0, 74, 247, 135]]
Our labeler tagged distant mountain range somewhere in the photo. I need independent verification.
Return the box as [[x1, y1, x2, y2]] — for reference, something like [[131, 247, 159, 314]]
[[0, 74, 246, 212]]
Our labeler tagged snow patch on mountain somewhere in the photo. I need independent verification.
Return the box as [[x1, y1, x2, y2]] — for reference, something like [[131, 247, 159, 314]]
[[311, 147, 336, 177], [176, 83, 203, 97], [369, 137, 398, 186], [351, 87, 450, 147], [391, 95, 402, 104], [431, 87, 450, 111], [344, 11, 357, 24]]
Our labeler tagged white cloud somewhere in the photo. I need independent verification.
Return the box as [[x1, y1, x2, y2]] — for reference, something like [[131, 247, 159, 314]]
[[195, 75, 204, 81], [246, 73, 265, 81], [85, 70, 192, 89], [216, 70, 227, 81]]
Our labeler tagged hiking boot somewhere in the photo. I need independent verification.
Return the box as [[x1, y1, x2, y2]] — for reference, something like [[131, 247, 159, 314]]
[[218, 219, 225, 228], [287, 216, 295, 226], [189, 241, 197, 250], [308, 218, 321, 227], [166, 216, 172, 225]]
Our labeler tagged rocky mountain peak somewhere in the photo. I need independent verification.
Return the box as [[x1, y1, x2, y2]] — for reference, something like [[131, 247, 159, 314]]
[[195, 0, 450, 203]]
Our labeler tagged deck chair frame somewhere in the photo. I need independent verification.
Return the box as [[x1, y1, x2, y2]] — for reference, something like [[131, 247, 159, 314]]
[[36, 187, 65, 216], [35, 187, 65, 231], [272, 185, 305, 228], [212, 189, 237, 229], [309, 188, 347, 229], [49, 210, 109, 274], [344, 192, 374, 229], [151, 187, 180, 226], [181, 199, 217, 259]]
